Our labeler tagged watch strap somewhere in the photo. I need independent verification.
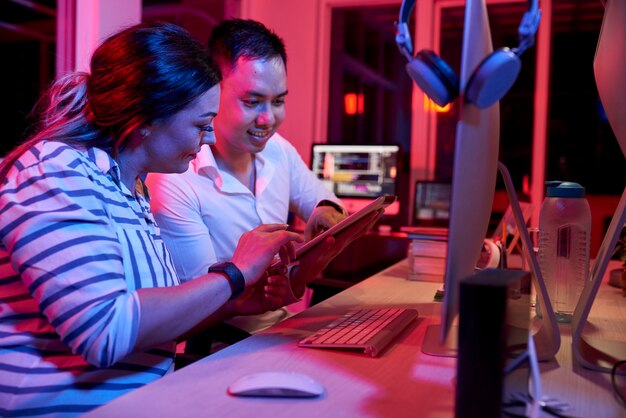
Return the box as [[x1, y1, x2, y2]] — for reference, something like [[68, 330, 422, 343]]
[[316, 199, 347, 216], [209, 262, 245, 300]]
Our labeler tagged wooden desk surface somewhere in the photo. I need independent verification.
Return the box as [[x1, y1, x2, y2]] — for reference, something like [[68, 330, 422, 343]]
[[86, 260, 626, 418]]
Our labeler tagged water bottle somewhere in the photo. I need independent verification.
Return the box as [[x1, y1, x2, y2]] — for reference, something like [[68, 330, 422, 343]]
[[538, 181, 591, 323]]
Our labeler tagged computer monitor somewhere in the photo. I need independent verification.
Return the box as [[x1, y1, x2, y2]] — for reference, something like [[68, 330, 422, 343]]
[[413, 181, 451, 227], [571, 0, 626, 372], [418, 0, 554, 361], [428, 0, 501, 350], [310, 144, 400, 215]]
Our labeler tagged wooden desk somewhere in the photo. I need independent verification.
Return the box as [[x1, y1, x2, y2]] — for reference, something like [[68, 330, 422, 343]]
[[85, 260, 626, 418]]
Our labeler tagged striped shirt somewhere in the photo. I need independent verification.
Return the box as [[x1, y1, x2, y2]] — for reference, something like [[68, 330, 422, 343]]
[[0, 141, 180, 416]]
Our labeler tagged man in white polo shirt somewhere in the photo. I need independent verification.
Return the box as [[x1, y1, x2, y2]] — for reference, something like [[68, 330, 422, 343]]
[[146, 19, 379, 356]]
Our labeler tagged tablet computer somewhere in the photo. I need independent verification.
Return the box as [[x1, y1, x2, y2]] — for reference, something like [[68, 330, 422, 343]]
[[294, 194, 396, 261]]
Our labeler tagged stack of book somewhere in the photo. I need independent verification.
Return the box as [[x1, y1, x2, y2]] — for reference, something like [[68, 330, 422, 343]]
[[403, 227, 448, 282]]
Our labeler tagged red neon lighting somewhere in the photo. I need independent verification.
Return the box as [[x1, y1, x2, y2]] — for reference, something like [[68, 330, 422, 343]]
[[344, 93, 365, 115], [345, 93, 357, 115], [423, 95, 451, 113]]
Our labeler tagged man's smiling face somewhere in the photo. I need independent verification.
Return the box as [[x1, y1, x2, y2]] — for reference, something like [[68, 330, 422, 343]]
[[214, 56, 287, 154]]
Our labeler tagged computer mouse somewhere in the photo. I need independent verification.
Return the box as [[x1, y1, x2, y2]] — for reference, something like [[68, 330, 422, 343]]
[[227, 371, 325, 398]]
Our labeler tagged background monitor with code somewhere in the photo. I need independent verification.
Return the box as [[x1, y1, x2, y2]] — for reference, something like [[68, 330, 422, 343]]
[[311, 144, 400, 215]]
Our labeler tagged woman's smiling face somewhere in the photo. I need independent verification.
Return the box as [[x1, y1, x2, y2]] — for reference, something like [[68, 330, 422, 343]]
[[143, 84, 221, 174]]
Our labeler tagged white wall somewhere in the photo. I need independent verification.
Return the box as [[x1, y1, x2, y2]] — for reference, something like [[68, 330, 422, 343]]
[[76, 0, 141, 71], [57, 0, 141, 74]]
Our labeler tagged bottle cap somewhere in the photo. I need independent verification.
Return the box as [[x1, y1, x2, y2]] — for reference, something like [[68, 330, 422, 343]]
[[545, 180, 585, 198]]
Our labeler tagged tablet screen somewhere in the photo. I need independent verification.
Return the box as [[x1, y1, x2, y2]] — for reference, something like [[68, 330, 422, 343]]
[[295, 195, 397, 259]]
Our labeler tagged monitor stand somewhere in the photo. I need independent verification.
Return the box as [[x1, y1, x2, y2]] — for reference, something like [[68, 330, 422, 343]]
[[420, 162, 561, 361], [571, 187, 626, 372], [497, 162, 560, 361], [421, 324, 458, 357]]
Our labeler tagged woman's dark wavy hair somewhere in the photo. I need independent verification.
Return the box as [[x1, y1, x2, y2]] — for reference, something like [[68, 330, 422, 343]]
[[0, 22, 221, 181]]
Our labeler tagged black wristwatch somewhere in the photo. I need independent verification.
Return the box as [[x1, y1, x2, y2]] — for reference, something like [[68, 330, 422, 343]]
[[317, 199, 347, 216], [208, 262, 245, 300]]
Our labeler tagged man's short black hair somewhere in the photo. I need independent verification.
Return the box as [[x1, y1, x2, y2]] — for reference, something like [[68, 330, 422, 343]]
[[208, 18, 287, 72]]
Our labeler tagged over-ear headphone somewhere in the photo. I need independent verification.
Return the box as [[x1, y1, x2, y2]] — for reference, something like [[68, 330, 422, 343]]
[[396, 0, 541, 108]]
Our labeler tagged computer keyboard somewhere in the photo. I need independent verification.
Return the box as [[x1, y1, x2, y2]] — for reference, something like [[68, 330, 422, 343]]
[[298, 308, 418, 357]]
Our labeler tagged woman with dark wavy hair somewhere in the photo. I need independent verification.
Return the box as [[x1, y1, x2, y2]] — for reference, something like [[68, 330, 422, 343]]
[[0, 22, 301, 416]]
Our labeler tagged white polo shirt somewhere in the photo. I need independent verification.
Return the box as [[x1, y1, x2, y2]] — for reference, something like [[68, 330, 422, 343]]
[[146, 133, 340, 284]]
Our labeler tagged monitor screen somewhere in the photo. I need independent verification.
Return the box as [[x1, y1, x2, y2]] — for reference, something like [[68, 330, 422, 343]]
[[311, 144, 400, 215], [413, 181, 451, 226]]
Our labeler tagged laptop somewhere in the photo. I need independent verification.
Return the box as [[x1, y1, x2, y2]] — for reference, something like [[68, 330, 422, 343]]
[[412, 181, 451, 227], [401, 181, 451, 238]]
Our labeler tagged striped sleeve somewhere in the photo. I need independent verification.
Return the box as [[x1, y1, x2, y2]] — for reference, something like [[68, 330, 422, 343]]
[[0, 145, 140, 368]]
